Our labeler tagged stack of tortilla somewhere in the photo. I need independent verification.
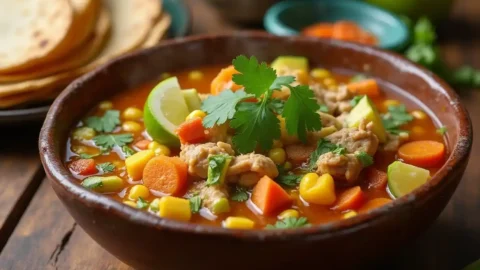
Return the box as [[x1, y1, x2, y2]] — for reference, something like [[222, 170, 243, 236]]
[[0, 0, 171, 109]]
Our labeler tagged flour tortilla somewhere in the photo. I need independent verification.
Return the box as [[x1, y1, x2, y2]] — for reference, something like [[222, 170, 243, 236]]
[[0, 0, 75, 73], [142, 13, 172, 48], [0, 8, 111, 83]]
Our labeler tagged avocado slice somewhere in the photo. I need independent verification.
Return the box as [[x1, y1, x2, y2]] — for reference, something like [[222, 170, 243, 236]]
[[346, 96, 387, 142], [182, 88, 202, 112], [271, 56, 309, 73], [387, 161, 430, 198]]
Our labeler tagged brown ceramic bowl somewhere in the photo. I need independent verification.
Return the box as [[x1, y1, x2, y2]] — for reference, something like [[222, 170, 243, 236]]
[[39, 32, 472, 270]]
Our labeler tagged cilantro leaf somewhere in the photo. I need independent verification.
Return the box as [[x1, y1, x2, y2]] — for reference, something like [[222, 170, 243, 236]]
[[189, 196, 202, 214], [137, 197, 149, 209], [85, 110, 120, 133], [97, 162, 115, 173], [231, 186, 249, 202], [149, 199, 160, 212], [413, 17, 436, 45], [232, 55, 277, 97], [332, 145, 346, 155], [122, 145, 136, 157], [282, 85, 321, 143], [382, 105, 414, 135], [356, 151, 374, 167], [231, 100, 281, 153], [201, 89, 252, 128], [350, 95, 365, 108], [437, 126, 447, 135], [207, 155, 232, 186], [307, 139, 337, 171], [266, 217, 310, 229], [276, 165, 301, 188], [81, 177, 104, 190], [350, 74, 368, 83], [268, 98, 285, 115], [271, 76, 296, 90], [93, 133, 134, 151]]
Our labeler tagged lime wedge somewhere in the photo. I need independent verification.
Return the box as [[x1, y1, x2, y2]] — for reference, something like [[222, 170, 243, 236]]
[[387, 161, 430, 198], [182, 88, 202, 112], [144, 77, 190, 147]]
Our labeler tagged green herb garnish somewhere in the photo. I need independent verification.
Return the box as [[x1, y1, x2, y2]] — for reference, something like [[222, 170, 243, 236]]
[[136, 197, 149, 209], [231, 186, 249, 202], [332, 145, 347, 155], [97, 162, 115, 173], [202, 90, 252, 128], [189, 196, 202, 214], [206, 155, 232, 186], [307, 139, 339, 171], [122, 145, 136, 157], [81, 177, 104, 189], [356, 151, 374, 167], [276, 165, 301, 188], [79, 153, 100, 159], [93, 133, 133, 151], [350, 95, 365, 108], [382, 105, 414, 135], [85, 110, 120, 133], [266, 217, 310, 229]]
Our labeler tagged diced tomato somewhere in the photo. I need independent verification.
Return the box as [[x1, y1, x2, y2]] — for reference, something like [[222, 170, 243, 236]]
[[70, 159, 97, 175]]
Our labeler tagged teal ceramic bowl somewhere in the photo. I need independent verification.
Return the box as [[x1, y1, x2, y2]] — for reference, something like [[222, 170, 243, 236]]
[[163, 0, 190, 37], [264, 0, 409, 50]]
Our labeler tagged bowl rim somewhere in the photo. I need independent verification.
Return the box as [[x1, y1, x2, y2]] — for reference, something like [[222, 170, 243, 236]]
[[39, 31, 472, 241], [263, 0, 410, 50]]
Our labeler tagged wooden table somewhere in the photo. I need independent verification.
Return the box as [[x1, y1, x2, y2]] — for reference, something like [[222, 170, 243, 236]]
[[0, 0, 479, 269]]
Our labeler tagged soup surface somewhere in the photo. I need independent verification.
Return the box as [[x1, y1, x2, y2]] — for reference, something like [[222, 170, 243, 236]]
[[65, 56, 447, 229]]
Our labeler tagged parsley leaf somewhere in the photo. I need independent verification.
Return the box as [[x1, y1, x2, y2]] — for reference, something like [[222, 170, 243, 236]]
[[356, 151, 374, 167], [137, 197, 149, 209], [85, 110, 120, 133], [276, 165, 301, 187], [231, 186, 249, 202], [350, 74, 368, 83], [207, 155, 232, 186], [350, 95, 365, 108], [231, 100, 281, 153], [282, 85, 322, 143], [332, 145, 346, 155], [413, 17, 436, 45], [266, 217, 310, 229], [189, 196, 202, 214], [307, 139, 338, 171], [122, 145, 136, 157], [382, 105, 414, 135], [202, 89, 252, 128], [97, 162, 115, 173], [93, 133, 133, 151], [231, 55, 277, 97], [81, 177, 104, 190], [437, 126, 447, 135]]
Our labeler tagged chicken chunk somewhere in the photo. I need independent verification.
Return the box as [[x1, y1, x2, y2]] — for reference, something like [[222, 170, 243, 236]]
[[191, 182, 229, 213], [382, 132, 409, 152], [311, 84, 353, 116], [316, 152, 362, 185], [227, 153, 279, 179], [180, 142, 235, 178], [325, 120, 379, 156]]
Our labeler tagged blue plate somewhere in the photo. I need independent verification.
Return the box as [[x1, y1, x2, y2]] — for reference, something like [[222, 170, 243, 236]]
[[264, 0, 409, 50], [163, 0, 190, 37]]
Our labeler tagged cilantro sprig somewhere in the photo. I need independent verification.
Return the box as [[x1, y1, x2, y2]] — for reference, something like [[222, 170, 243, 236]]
[[231, 186, 249, 202], [189, 196, 202, 214], [97, 162, 115, 173], [356, 151, 374, 167], [382, 105, 414, 135], [93, 133, 133, 151], [85, 110, 120, 133], [201, 55, 321, 153], [276, 165, 301, 188], [266, 217, 310, 229], [137, 197, 149, 209], [307, 139, 338, 171]]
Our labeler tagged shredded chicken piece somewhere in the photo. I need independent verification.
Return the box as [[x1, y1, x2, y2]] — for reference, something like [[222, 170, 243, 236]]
[[325, 119, 379, 156], [316, 152, 362, 185], [192, 182, 228, 212], [382, 132, 410, 152], [311, 84, 353, 116], [180, 142, 235, 178], [227, 153, 279, 179]]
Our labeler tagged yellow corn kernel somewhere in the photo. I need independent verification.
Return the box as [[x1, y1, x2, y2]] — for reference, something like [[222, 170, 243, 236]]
[[398, 132, 410, 141], [128, 184, 150, 201], [125, 150, 155, 180], [283, 161, 292, 171], [411, 110, 427, 120], [158, 196, 191, 222], [185, 110, 206, 121], [148, 142, 171, 156], [123, 107, 143, 121], [122, 121, 142, 133], [411, 126, 426, 137], [278, 209, 299, 219], [71, 145, 89, 154], [323, 77, 337, 87], [148, 141, 160, 150], [278, 116, 300, 145], [383, 99, 400, 109], [72, 127, 96, 141], [149, 198, 161, 212], [268, 148, 286, 165], [311, 68, 331, 80], [189, 70, 204, 80], [223, 217, 255, 229], [272, 140, 284, 148], [299, 173, 336, 205], [123, 201, 137, 208], [99, 101, 113, 110], [343, 210, 358, 219]]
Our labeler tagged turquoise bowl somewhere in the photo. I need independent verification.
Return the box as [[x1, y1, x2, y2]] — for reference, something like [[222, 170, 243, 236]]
[[264, 0, 409, 50], [163, 0, 190, 37]]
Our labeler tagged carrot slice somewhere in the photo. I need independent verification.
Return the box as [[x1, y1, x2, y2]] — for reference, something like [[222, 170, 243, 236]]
[[332, 186, 365, 211], [143, 156, 187, 195], [302, 23, 334, 38], [365, 168, 387, 190], [332, 21, 361, 42], [358, 198, 392, 213], [346, 79, 380, 97], [251, 175, 292, 215], [69, 159, 97, 176], [135, 139, 152, 150], [176, 117, 207, 144], [210, 65, 242, 95], [398, 140, 445, 167]]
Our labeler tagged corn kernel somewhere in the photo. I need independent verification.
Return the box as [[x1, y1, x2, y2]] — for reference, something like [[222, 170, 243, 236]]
[[411, 126, 426, 137], [268, 148, 286, 165], [99, 101, 113, 110], [128, 184, 150, 201], [189, 70, 204, 80], [343, 211, 358, 219], [73, 127, 96, 141], [122, 121, 142, 133], [278, 209, 299, 219], [123, 201, 137, 208], [411, 110, 427, 120], [125, 150, 155, 180], [185, 110, 206, 121], [383, 99, 400, 109], [283, 161, 292, 171], [299, 173, 336, 205], [223, 217, 255, 229], [123, 107, 143, 121], [272, 140, 284, 148], [399, 132, 410, 141], [152, 144, 171, 156], [158, 196, 191, 222], [323, 77, 337, 87], [311, 68, 331, 80]]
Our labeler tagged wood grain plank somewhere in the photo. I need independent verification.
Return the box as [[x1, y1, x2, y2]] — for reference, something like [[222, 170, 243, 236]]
[[0, 180, 131, 270]]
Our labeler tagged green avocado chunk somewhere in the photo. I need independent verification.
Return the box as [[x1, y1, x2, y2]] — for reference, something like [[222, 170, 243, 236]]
[[271, 56, 309, 73], [346, 96, 387, 143]]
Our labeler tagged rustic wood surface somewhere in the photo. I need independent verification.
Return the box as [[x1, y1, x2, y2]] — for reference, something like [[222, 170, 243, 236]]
[[0, 0, 478, 269]]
